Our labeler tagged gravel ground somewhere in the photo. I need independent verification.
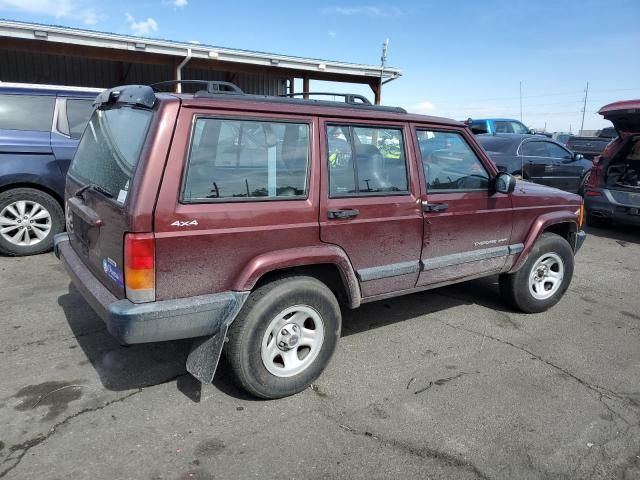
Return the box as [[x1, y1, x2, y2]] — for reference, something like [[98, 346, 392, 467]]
[[0, 225, 639, 480]]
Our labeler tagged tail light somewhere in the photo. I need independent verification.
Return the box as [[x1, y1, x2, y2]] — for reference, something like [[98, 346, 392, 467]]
[[124, 233, 155, 303], [585, 156, 605, 192]]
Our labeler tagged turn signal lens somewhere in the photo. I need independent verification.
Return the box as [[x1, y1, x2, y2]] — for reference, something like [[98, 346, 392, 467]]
[[124, 233, 155, 303], [578, 203, 584, 228]]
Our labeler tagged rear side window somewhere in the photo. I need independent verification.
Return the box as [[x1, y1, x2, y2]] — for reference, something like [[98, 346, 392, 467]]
[[69, 107, 152, 203], [416, 130, 489, 192], [182, 117, 310, 202], [327, 125, 408, 197], [520, 141, 548, 157], [0, 94, 55, 131], [66, 99, 95, 139]]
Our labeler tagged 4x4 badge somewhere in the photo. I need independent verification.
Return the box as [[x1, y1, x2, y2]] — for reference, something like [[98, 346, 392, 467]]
[[171, 220, 199, 227]]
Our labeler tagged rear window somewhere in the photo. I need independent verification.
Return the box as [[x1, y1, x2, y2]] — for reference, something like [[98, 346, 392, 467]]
[[0, 94, 55, 131], [69, 107, 152, 203], [182, 117, 310, 202]]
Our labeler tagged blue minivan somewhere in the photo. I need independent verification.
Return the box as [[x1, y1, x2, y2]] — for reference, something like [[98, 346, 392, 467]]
[[0, 83, 100, 256]]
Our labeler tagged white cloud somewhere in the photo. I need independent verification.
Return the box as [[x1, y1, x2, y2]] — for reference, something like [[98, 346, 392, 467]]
[[321, 5, 403, 17], [412, 101, 437, 113], [328, 31, 337, 38], [125, 13, 159, 35], [173, 0, 187, 6], [0, 0, 103, 24]]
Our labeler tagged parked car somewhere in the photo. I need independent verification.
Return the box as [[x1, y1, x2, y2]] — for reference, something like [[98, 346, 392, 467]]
[[476, 134, 593, 194], [584, 100, 640, 227], [566, 127, 617, 160], [0, 82, 100, 256], [55, 82, 586, 399], [465, 118, 532, 135], [552, 132, 572, 146]]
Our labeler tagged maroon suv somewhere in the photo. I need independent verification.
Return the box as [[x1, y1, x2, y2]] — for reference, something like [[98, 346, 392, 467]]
[[55, 82, 586, 399]]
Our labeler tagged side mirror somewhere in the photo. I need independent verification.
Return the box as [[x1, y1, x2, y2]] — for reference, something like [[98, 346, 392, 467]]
[[574, 153, 584, 161], [496, 165, 507, 173], [494, 172, 516, 194], [529, 128, 536, 134]]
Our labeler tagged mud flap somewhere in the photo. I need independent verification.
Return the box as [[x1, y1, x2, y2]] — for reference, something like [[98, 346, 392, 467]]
[[186, 326, 228, 384]]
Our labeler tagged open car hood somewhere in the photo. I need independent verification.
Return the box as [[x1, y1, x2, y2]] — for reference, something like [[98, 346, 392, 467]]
[[598, 100, 640, 134]]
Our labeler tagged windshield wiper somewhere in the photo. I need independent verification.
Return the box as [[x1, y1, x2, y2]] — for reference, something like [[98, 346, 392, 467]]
[[75, 183, 114, 199]]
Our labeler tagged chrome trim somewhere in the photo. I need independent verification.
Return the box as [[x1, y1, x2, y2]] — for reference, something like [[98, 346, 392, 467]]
[[357, 260, 420, 282]]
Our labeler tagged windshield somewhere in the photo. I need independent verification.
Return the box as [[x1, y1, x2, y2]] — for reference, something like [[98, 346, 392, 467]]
[[69, 107, 152, 203]]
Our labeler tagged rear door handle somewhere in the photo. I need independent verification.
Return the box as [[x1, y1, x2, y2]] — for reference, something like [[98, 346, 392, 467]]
[[328, 209, 359, 220], [422, 201, 448, 213]]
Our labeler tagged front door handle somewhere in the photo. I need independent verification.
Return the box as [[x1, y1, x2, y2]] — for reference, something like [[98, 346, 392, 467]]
[[422, 201, 448, 213], [328, 209, 359, 220]]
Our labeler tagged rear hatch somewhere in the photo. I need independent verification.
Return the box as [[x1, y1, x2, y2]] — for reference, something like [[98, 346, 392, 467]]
[[598, 100, 640, 135], [66, 90, 155, 299]]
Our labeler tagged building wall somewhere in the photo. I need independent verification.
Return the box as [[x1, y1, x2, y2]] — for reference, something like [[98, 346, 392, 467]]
[[0, 49, 287, 95]]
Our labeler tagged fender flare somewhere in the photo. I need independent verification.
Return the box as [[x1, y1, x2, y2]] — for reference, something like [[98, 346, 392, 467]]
[[232, 244, 362, 308], [510, 210, 579, 272]]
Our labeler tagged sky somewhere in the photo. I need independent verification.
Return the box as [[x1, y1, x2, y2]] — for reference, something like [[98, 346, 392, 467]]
[[1, 0, 639, 132]]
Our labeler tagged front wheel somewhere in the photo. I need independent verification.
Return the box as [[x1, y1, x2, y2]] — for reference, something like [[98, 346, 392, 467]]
[[225, 276, 341, 399], [499, 232, 574, 313]]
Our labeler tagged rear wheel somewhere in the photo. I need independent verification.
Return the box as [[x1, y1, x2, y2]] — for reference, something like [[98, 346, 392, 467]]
[[0, 188, 64, 256], [225, 276, 341, 399], [499, 232, 574, 313]]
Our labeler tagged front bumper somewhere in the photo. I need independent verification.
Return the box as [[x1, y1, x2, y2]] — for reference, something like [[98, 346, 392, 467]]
[[54, 233, 249, 344], [575, 230, 587, 253]]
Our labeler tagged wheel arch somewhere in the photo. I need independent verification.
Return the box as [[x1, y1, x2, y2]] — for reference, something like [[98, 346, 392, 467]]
[[0, 181, 64, 208], [232, 245, 361, 309], [510, 211, 580, 272]]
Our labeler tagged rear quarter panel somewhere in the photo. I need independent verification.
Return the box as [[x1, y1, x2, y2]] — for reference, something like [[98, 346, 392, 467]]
[[153, 106, 323, 301]]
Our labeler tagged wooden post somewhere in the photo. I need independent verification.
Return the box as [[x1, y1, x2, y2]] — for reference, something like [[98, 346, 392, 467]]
[[371, 79, 381, 105], [303, 77, 310, 99]]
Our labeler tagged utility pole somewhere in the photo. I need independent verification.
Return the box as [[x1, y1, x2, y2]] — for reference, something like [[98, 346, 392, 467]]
[[580, 81, 589, 135], [519, 81, 523, 122], [376, 38, 389, 105]]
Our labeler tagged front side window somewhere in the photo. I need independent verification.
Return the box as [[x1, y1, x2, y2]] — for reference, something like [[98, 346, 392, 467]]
[[327, 125, 408, 197], [182, 118, 309, 201], [416, 130, 489, 192], [545, 142, 571, 159], [0, 94, 55, 132]]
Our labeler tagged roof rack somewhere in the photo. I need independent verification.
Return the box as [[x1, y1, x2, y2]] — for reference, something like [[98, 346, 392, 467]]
[[150, 80, 243, 94], [280, 92, 372, 106], [149, 79, 407, 114]]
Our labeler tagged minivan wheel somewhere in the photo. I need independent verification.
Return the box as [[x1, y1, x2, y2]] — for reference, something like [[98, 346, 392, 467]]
[[225, 276, 341, 399], [0, 188, 64, 256], [499, 232, 574, 313]]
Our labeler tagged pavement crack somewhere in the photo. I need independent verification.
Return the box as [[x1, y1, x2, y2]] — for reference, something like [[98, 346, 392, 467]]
[[438, 320, 638, 421], [0, 389, 141, 478], [335, 421, 490, 479]]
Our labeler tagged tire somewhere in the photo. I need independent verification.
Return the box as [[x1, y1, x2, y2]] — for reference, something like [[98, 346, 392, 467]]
[[499, 232, 574, 313], [0, 188, 64, 256], [225, 275, 341, 399], [578, 171, 590, 196]]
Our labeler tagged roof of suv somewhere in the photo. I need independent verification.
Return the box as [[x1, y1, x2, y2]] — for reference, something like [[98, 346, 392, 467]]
[[172, 92, 462, 126]]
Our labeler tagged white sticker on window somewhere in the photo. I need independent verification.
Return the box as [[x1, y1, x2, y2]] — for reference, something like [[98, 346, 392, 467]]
[[117, 189, 128, 203]]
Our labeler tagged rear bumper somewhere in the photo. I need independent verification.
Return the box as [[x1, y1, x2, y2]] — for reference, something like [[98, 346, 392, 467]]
[[54, 233, 249, 344], [585, 189, 640, 226]]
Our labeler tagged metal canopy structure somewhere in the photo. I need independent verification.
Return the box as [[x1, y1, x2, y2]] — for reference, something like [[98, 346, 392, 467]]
[[0, 19, 402, 104]]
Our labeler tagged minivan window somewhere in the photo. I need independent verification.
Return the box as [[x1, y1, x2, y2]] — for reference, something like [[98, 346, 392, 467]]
[[66, 99, 95, 139], [69, 107, 152, 203], [417, 130, 489, 191], [182, 117, 310, 201], [0, 94, 55, 132], [327, 125, 408, 197]]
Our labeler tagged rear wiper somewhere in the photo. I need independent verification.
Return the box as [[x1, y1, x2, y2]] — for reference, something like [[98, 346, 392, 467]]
[[75, 183, 114, 199]]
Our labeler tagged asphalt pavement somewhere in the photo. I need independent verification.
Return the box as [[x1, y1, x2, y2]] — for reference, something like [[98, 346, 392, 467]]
[[0, 225, 639, 480]]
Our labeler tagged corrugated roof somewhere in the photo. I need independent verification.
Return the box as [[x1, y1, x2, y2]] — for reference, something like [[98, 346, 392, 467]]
[[0, 19, 402, 80]]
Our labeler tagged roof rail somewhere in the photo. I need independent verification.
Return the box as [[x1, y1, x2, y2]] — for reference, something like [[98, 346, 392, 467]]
[[280, 92, 372, 106], [150, 80, 244, 94]]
